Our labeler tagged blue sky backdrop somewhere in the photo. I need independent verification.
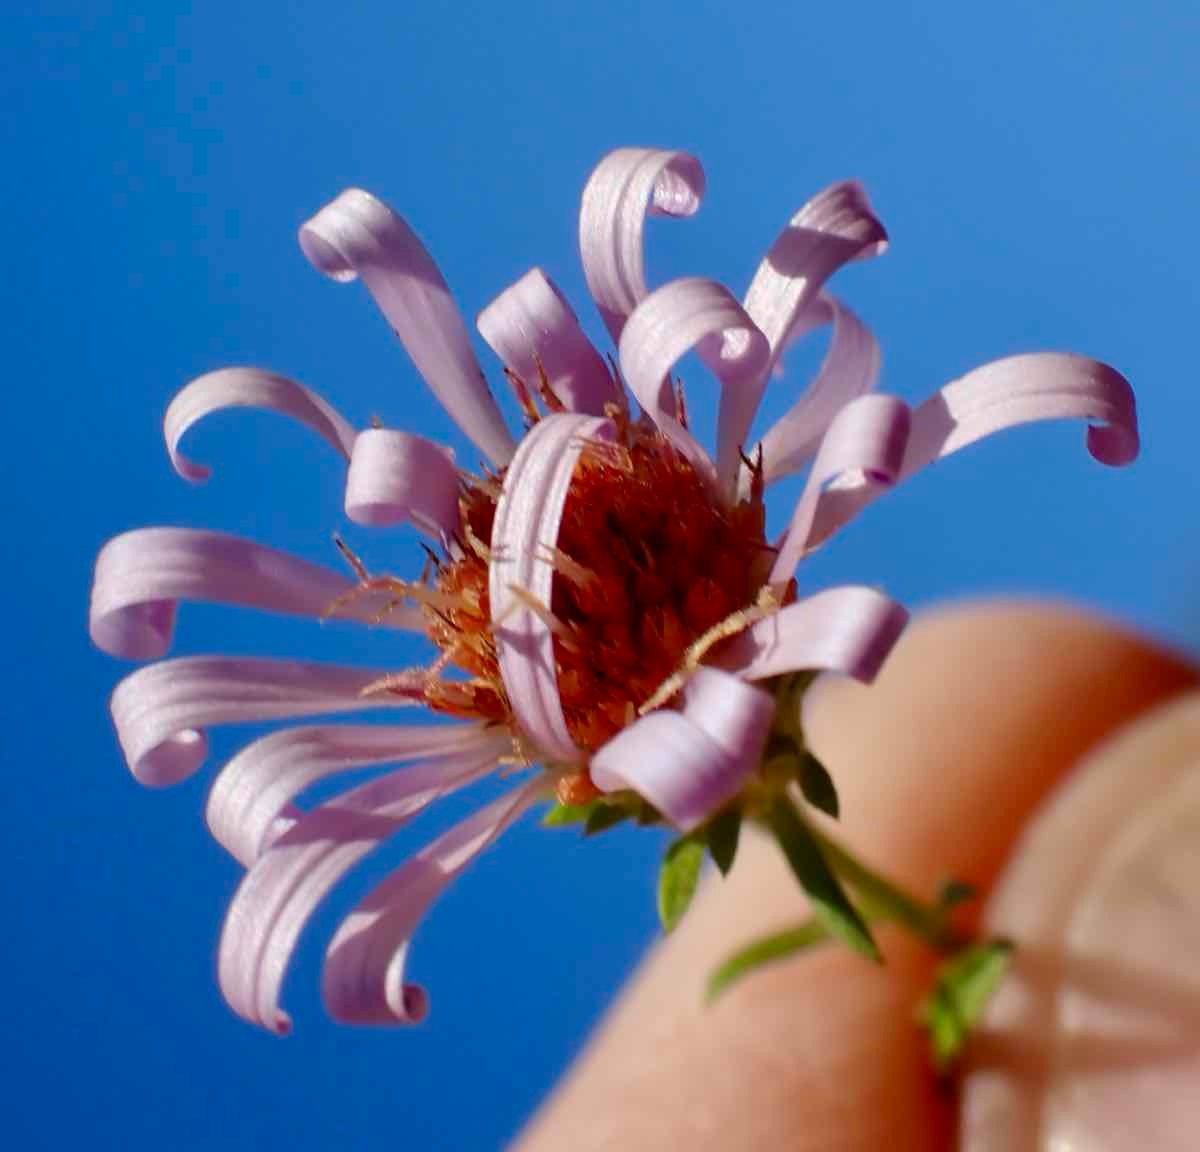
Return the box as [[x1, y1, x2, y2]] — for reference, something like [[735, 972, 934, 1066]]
[[7, 2, 1200, 1148]]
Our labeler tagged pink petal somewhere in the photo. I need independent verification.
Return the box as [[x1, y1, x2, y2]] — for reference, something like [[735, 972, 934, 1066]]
[[717, 586, 909, 684], [590, 669, 774, 831], [165, 368, 357, 484], [743, 180, 888, 376], [579, 148, 706, 344], [216, 747, 506, 1034], [903, 352, 1138, 472], [771, 394, 912, 584], [299, 189, 515, 467], [344, 428, 461, 538], [618, 277, 770, 492], [477, 268, 618, 416], [322, 779, 541, 1026], [756, 293, 881, 485], [489, 412, 614, 763], [89, 528, 421, 662], [771, 353, 1139, 584], [205, 723, 503, 867], [110, 657, 400, 788]]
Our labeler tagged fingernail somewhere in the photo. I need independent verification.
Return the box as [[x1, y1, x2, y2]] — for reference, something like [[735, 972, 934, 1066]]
[[962, 691, 1200, 1151]]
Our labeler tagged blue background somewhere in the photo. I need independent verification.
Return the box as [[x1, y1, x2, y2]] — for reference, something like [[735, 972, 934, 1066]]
[[7, 2, 1200, 1148]]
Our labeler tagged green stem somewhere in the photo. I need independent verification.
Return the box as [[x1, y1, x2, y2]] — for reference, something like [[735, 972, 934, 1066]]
[[808, 824, 964, 952]]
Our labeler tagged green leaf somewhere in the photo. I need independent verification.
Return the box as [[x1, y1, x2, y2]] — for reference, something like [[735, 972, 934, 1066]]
[[706, 807, 742, 876], [918, 938, 1014, 1071], [706, 919, 829, 1002], [765, 798, 880, 962], [584, 803, 632, 836], [797, 751, 840, 819], [942, 938, 1014, 1023], [541, 801, 597, 827], [657, 835, 705, 933]]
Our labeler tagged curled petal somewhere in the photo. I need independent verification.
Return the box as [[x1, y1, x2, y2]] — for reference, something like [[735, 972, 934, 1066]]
[[489, 413, 614, 763], [217, 747, 506, 1034], [165, 368, 356, 484], [771, 394, 912, 584], [756, 293, 881, 485], [89, 528, 420, 662], [322, 779, 540, 1026], [902, 352, 1139, 473], [718, 586, 909, 684], [679, 667, 778, 761], [477, 268, 618, 416], [110, 657, 398, 788], [344, 428, 461, 538], [744, 180, 888, 375], [579, 148, 706, 343], [206, 723, 502, 867], [771, 353, 1139, 584], [591, 669, 774, 831], [618, 277, 769, 491], [299, 189, 515, 466]]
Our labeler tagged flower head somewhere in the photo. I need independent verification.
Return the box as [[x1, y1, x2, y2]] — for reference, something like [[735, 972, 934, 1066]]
[[89, 147, 1137, 1033]]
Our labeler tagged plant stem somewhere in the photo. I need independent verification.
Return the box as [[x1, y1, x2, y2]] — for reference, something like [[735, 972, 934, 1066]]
[[808, 823, 964, 952]]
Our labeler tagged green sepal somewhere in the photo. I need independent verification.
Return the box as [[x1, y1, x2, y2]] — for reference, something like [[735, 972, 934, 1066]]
[[542, 794, 657, 834], [772, 670, 819, 722], [635, 801, 663, 825], [796, 751, 839, 819], [706, 918, 829, 1002], [918, 938, 1014, 1071], [706, 806, 742, 876], [584, 803, 632, 836], [765, 798, 880, 962], [765, 672, 841, 821], [541, 800, 598, 827], [657, 834, 706, 934]]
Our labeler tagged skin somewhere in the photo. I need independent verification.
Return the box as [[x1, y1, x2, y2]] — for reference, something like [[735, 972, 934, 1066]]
[[515, 602, 1198, 1151]]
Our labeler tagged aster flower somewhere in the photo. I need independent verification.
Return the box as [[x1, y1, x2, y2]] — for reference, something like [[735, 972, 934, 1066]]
[[89, 147, 1136, 1041]]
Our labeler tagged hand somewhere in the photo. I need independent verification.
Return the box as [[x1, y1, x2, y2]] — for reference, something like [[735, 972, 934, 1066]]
[[516, 603, 1198, 1151]]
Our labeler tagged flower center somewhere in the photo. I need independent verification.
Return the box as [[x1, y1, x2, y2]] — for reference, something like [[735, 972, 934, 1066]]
[[408, 413, 777, 780], [548, 421, 774, 749]]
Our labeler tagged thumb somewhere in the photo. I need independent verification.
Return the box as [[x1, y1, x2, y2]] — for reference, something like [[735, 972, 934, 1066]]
[[515, 602, 1194, 1152], [963, 688, 1200, 1150]]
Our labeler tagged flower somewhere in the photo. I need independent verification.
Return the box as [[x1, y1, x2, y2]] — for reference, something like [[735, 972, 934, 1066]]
[[89, 147, 1137, 1034]]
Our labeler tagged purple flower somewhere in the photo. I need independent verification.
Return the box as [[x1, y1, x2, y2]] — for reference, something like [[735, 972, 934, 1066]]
[[89, 147, 1137, 1033]]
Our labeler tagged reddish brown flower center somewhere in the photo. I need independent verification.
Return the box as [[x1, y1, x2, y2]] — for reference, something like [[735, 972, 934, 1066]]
[[403, 408, 777, 793], [548, 422, 774, 749]]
